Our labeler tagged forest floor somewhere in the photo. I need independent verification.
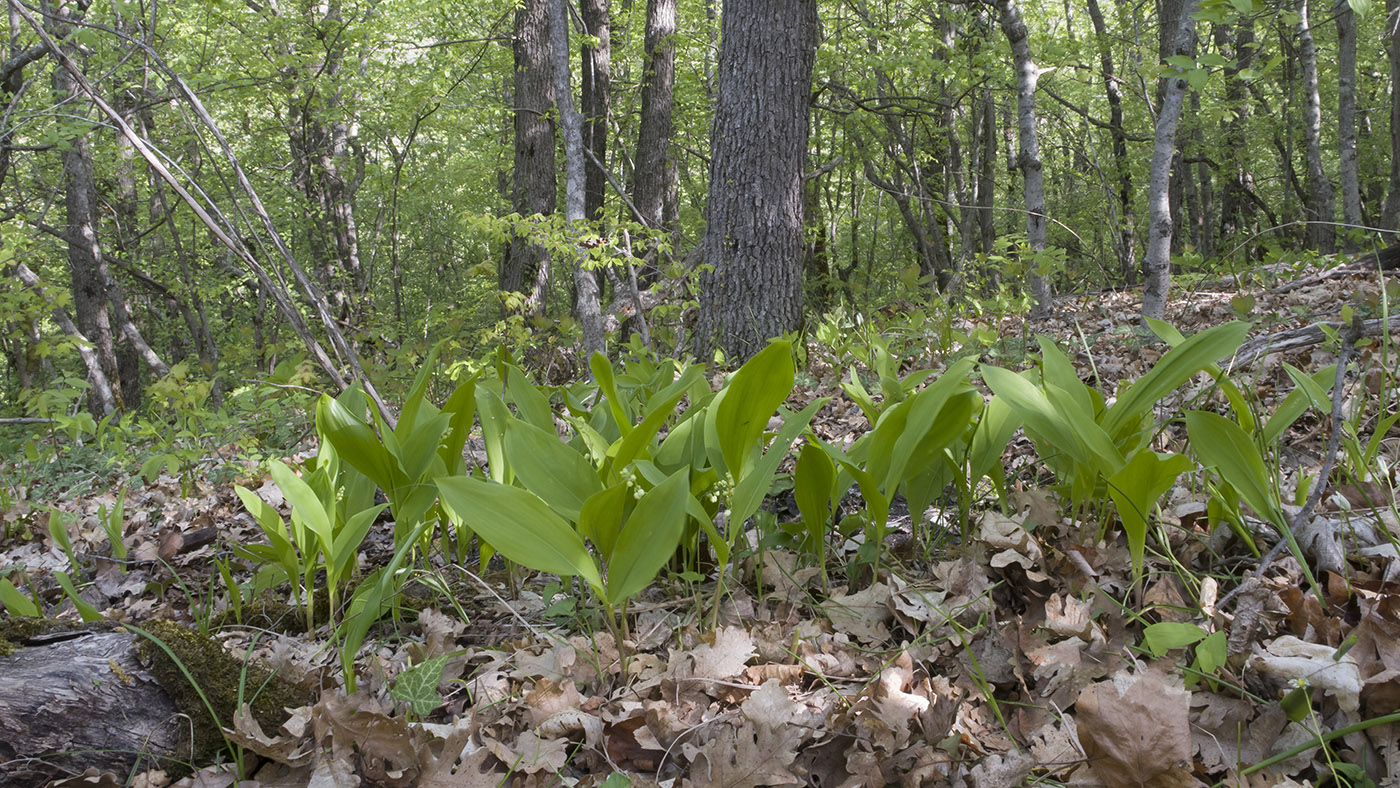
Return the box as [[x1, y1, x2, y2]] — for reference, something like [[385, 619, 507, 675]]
[[2, 258, 1399, 788]]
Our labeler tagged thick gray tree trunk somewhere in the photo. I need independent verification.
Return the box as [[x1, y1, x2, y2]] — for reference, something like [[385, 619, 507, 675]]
[[1141, 0, 1198, 320], [553, 0, 607, 360], [1335, 0, 1360, 250], [1298, 0, 1334, 253], [996, 0, 1053, 318], [977, 86, 996, 255], [695, 0, 817, 362], [504, 0, 557, 305]]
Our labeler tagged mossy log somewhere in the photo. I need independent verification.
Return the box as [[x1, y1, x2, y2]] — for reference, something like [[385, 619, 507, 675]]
[[0, 629, 187, 787], [0, 622, 308, 788]]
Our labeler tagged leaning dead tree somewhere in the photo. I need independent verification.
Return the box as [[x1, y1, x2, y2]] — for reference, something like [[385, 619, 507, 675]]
[[9, 0, 396, 426]]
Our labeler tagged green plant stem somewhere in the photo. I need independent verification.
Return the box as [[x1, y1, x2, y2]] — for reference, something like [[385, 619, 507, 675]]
[[1225, 710, 1400, 782]]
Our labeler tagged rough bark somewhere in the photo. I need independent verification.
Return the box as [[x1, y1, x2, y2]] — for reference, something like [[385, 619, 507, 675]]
[[1086, 0, 1135, 284], [1141, 0, 1198, 320], [581, 0, 610, 224], [45, 0, 118, 416], [696, 0, 817, 362], [503, 0, 557, 301], [0, 631, 185, 788], [1216, 19, 1257, 244], [1298, 0, 1334, 253], [553, 0, 606, 360], [630, 0, 677, 280], [996, 0, 1053, 318], [1335, 0, 1360, 249], [977, 85, 996, 255], [1384, 0, 1400, 230]]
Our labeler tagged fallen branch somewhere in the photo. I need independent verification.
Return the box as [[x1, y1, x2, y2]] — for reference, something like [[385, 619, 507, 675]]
[[1234, 313, 1400, 367]]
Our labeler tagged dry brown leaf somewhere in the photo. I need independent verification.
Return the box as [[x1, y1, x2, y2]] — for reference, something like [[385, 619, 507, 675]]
[[223, 703, 316, 767], [825, 582, 893, 644], [482, 730, 572, 774], [687, 625, 758, 679], [681, 720, 805, 788], [1075, 667, 1194, 788]]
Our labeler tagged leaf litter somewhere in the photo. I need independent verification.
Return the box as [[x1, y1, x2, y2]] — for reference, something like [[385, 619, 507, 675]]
[[4, 264, 1400, 787]]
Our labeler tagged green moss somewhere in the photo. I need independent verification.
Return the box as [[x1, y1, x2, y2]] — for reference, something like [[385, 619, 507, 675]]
[[134, 619, 312, 765]]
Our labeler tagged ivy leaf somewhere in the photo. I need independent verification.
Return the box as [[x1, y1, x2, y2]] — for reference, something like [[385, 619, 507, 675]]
[[391, 654, 451, 717]]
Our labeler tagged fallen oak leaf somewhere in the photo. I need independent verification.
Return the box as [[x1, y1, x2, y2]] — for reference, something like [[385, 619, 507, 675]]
[[1074, 666, 1194, 788]]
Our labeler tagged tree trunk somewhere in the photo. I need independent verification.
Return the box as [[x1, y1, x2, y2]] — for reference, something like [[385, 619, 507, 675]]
[[696, 0, 817, 362], [553, 0, 607, 360], [1335, 0, 1360, 250], [996, 0, 1053, 318], [1216, 18, 1257, 245], [1141, 0, 1198, 320], [1086, 0, 1135, 284], [503, 0, 557, 303], [630, 0, 677, 281], [1384, 0, 1400, 230], [1298, 0, 1334, 253], [977, 85, 996, 256], [581, 0, 610, 224], [45, 0, 118, 416]]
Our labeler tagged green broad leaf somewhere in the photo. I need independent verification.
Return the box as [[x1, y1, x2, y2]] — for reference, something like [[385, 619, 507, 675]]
[[507, 365, 553, 431], [54, 571, 103, 622], [841, 369, 881, 425], [436, 475, 603, 592], [269, 461, 334, 555], [317, 394, 400, 492], [1036, 337, 1095, 419], [887, 359, 976, 487], [590, 352, 634, 436], [390, 653, 451, 718], [1263, 365, 1335, 445], [475, 387, 513, 483], [968, 396, 1023, 484], [1282, 362, 1332, 412], [605, 470, 691, 604], [1347, 0, 1372, 18], [1105, 321, 1249, 445], [713, 341, 795, 479], [835, 457, 890, 529], [794, 440, 837, 536], [505, 420, 603, 522], [1145, 318, 1254, 432], [331, 504, 388, 579], [1142, 621, 1207, 658], [399, 341, 445, 430], [437, 378, 480, 475], [1186, 411, 1284, 526], [609, 386, 690, 479], [982, 366, 1120, 476], [1198, 52, 1231, 68], [1107, 450, 1193, 574], [728, 399, 827, 536], [1165, 55, 1196, 71], [578, 482, 630, 558], [0, 575, 40, 617], [1193, 630, 1227, 677], [1280, 685, 1311, 722], [234, 486, 294, 551], [392, 408, 454, 484]]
